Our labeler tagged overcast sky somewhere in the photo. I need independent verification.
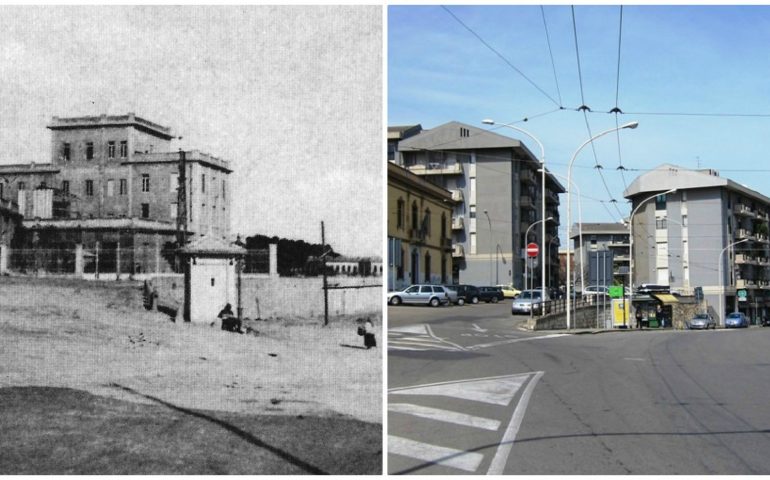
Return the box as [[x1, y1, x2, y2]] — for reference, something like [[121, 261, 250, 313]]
[[390, 5, 770, 240], [0, 5, 382, 258]]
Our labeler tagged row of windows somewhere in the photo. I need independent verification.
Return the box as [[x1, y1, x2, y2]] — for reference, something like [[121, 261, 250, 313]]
[[62, 141, 128, 161], [395, 198, 448, 238]]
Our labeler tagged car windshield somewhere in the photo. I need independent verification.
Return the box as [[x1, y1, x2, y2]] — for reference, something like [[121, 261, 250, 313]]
[[727, 313, 742, 319], [519, 291, 541, 300], [693, 314, 709, 319]]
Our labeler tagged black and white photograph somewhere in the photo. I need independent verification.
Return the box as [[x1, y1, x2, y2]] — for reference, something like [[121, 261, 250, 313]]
[[0, 5, 382, 475]]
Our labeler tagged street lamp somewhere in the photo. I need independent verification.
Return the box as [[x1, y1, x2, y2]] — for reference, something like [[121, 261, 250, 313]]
[[483, 209, 492, 285], [566, 121, 639, 330], [496, 244, 507, 285], [483, 119, 548, 301], [627, 188, 677, 309], [718, 238, 749, 326], [543, 170, 584, 295]]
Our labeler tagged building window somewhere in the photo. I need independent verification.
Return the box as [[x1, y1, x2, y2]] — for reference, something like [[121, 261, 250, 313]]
[[424, 252, 431, 282], [656, 217, 667, 230], [108, 141, 115, 159], [61, 180, 69, 194], [441, 213, 447, 240], [470, 232, 477, 254], [119, 178, 127, 195], [682, 215, 688, 227], [424, 208, 431, 236], [86, 142, 94, 160], [397, 247, 404, 280], [141, 203, 150, 218], [655, 194, 667, 211], [222, 179, 226, 200], [18, 181, 26, 191], [106, 179, 115, 197], [411, 202, 419, 230], [119, 141, 128, 158], [397, 198, 405, 229], [141, 174, 150, 193], [85, 180, 93, 196], [63, 143, 70, 161], [201, 174, 206, 193], [170, 203, 178, 219], [170, 173, 178, 193]]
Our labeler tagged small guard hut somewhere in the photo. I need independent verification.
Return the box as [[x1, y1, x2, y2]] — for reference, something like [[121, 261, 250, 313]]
[[178, 235, 247, 323]]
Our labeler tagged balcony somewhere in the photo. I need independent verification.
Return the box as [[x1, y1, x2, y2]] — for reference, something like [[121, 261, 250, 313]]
[[519, 196, 536, 210], [736, 279, 757, 289], [519, 169, 536, 185], [736, 228, 754, 240], [450, 189, 464, 203], [410, 228, 425, 241], [756, 233, 770, 244], [407, 162, 464, 176], [545, 190, 560, 205], [452, 243, 465, 258], [735, 254, 757, 265], [734, 203, 756, 217], [451, 216, 464, 230]]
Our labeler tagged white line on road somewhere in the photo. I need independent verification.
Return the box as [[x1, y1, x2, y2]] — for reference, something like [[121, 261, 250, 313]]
[[388, 435, 484, 473], [389, 324, 428, 334], [467, 334, 569, 350], [486, 371, 544, 475], [389, 403, 501, 431], [425, 324, 468, 351], [389, 373, 529, 406], [471, 323, 488, 333]]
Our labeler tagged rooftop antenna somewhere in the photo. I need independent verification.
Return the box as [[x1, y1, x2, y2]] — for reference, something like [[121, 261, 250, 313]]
[[696, 156, 701, 169]]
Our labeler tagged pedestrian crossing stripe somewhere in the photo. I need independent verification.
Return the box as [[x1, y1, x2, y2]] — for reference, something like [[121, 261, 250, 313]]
[[389, 373, 530, 406], [388, 403, 501, 431], [388, 435, 484, 472], [388, 324, 467, 352]]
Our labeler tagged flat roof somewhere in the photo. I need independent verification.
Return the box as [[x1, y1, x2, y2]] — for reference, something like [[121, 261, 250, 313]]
[[47, 113, 174, 140]]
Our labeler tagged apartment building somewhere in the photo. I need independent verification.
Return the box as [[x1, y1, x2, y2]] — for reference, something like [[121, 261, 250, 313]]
[[625, 164, 770, 323], [0, 113, 232, 273], [392, 121, 565, 289], [570, 223, 630, 289], [388, 162, 454, 291]]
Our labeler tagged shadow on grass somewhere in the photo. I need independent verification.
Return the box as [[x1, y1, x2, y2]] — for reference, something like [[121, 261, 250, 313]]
[[339, 343, 368, 350], [109, 383, 328, 475]]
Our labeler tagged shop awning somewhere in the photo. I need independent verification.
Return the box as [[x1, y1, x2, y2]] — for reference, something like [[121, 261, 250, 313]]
[[652, 293, 679, 305]]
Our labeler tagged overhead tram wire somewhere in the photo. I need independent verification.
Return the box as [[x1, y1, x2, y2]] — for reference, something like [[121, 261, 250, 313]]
[[571, 6, 624, 223], [540, 6, 563, 107], [612, 5, 629, 190], [441, 5, 563, 108]]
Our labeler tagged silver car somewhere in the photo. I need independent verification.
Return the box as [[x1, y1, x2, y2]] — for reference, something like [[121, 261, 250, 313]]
[[688, 313, 716, 330], [387, 284, 449, 307], [511, 289, 551, 315]]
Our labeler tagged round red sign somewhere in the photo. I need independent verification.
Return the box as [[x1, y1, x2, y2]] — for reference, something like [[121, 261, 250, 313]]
[[526, 242, 539, 257]]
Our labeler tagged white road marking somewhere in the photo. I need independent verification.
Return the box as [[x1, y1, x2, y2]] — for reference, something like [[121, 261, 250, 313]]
[[388, 435, 484, 473], [467, 333, 569, 350], [389, 324, 428, 334], [390, 373, 529, 406], [471, 323, 488, 333], [425, 325, 468, 351], [389, 403, 501, 431], [623, 357, 646, 361], [486, 371, 544, 475]]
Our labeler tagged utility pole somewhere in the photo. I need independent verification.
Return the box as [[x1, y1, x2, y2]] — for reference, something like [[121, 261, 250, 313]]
[[176, 149, 187, 248], [322, 221, 329, 327]]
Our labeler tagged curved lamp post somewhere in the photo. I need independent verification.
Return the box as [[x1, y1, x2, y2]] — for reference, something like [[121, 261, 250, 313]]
[[483, 119, 548, 300], [566, 121, 639, 330], [718, 238, 749, 326], [525, 217, 553, 319], [483, 209, 492, 285], [627, 188, 677, 312], [544, 170, 584, 296]]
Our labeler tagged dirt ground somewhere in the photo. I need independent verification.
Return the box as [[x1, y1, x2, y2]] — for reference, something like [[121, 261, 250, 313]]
[[0, 276, 382, 473]]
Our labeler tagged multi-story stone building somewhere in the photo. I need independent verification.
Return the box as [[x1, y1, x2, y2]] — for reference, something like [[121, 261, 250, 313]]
[[625, 164, 770, 324], [570, 223, 630, 289], [387, 162, 455, 291], [392, 121, 564, 289], [0, 113, 232, 275]]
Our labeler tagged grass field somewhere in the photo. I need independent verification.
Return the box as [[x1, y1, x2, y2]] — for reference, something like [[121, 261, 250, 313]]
[[0, 276, 382, 474]]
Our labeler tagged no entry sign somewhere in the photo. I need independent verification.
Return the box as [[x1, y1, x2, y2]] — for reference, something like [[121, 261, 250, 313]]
[[526, 242, 539, 257]]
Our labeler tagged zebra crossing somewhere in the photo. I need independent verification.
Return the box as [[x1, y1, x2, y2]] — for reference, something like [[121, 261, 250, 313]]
[[388, 324, 466, 352], [388, 372, 544, 475]]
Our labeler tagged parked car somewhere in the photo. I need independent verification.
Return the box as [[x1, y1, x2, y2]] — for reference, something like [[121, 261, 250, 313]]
[[688, 313, 716, 330], [497, 284, 521, 299], [451, 284, 481, 305], [511, 289, 551, 315], [478, 286, 505, 303], [762, 317, 770, 327], [724, 312, 749, 328], [387, 284, 449, 307], [442, 285, 462, 305], [582, 285, 610, 298]]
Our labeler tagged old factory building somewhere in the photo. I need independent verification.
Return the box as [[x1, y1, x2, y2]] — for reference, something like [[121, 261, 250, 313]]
[[0, 113, 232, 276]]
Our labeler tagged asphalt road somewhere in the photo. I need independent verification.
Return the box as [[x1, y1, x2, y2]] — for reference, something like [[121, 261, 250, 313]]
[[388, 303, 770, 475]]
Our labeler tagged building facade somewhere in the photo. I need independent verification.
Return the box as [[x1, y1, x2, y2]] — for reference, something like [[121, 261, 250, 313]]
[[570, 223, 630, 290], [0, 113, 232, 275], [625, 164, 770, 324], [392, 121, 564, 289], [387, 162, 454, 291]]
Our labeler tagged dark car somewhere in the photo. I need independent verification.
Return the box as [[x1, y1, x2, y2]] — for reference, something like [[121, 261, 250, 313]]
[[450, 284, 481, 305], [477, 286, 505, 303]]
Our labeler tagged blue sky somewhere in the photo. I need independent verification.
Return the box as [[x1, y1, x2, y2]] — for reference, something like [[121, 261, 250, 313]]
[[389, 5, 770, 239], [0, 6, 381, 258]]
